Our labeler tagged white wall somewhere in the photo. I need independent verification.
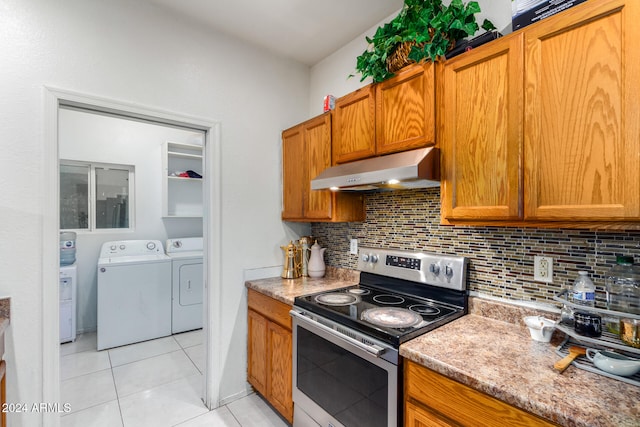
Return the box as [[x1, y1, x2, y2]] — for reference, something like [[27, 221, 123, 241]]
[[0, 0, 309, 424], [59, 108, 205, 333], [309, 0, 514, 116]]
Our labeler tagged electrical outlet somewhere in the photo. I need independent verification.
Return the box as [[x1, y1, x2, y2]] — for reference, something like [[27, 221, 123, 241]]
[[534, 256, 553, 283], [350, 239, 358, 255]]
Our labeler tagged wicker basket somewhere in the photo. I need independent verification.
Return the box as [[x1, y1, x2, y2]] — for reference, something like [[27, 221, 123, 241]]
[[386, 32, 456, 73], [386, 41, 417, 73]]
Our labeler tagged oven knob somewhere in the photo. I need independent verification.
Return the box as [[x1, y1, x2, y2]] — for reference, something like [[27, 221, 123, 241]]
[[445, 265, 454, 279], [370, 254, 379, 263], [429, 263, 440, 275], [362, 254, 370, 262]]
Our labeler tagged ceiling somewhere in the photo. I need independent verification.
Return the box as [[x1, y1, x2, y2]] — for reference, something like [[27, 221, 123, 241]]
[[142, 0, 404, 66]]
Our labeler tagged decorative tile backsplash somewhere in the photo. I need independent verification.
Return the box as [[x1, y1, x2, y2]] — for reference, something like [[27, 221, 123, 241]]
[[312, 188, 640, 307]]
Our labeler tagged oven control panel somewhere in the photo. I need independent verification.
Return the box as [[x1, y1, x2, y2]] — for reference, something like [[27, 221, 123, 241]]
[[358, 247, 468, 291], [386, 255, 421, 270]]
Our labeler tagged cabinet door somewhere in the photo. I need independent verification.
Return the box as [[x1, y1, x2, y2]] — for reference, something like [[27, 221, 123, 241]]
[[304, 114, 332, 220], [524, 0, 640, 220], [406, 401, 455, 427], [281, 125, 305, 220], [332, 85, 376, 164], [247, 309, 267, 396], [376, 63, 435, 155], [267, 321, 293, 423], [441, 34, 524, 221]]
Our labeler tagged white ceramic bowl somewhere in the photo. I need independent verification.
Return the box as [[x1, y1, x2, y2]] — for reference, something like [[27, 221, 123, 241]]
[[523, 316, 556, 343], [586, 349, 640, 377]]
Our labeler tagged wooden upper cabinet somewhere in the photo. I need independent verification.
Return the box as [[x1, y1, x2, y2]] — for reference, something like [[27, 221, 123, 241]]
[[332, 85, 376, 164], [441, 33, 524, 222], [303, 114, 333, 220], [281, 125, 305, 219], [376, 62, 436, 155], [282, 114, 332, 221], [523, 0, 640, 220], [282, 113, 365, 222]]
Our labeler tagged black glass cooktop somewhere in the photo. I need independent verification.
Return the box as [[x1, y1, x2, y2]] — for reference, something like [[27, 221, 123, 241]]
[[294, 283, 465, 347]]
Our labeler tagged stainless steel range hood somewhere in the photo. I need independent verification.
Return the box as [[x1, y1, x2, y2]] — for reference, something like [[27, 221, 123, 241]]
[[311, 147, 440, 191]]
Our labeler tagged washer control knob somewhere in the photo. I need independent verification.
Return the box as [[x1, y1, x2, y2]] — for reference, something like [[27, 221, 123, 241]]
[[110, 245, 116, 251], [146, 241, 156, 250], [119, 245, 126, 250], [429, 263, 440, 275]]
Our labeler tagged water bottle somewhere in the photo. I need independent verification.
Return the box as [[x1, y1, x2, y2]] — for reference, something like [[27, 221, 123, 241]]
[[572, 271, 595, 308], [60, 231, 77, 266]]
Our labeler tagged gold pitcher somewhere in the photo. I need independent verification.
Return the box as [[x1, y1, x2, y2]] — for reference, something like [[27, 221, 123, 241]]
[[281, 241, 302, 279]]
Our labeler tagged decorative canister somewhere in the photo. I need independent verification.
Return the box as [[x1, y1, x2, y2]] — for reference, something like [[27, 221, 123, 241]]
[[307, 241, 326, 278]]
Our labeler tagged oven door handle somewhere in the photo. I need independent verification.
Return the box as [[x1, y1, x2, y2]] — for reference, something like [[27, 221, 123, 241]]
[[290, 310, 386, 357]]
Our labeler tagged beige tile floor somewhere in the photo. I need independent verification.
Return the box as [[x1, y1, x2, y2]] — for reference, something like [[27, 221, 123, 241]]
[[60, 331, 289, 427]]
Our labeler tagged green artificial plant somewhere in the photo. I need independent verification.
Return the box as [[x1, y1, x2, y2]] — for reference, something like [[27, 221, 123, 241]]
[[354, 0, 496, 82]]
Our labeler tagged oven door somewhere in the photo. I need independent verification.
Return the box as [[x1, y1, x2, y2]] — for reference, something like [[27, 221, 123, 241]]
[[291, 309, 399, 427]]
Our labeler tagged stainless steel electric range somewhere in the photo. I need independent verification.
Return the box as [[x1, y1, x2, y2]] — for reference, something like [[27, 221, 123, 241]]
[[291, 247, 469, 427]]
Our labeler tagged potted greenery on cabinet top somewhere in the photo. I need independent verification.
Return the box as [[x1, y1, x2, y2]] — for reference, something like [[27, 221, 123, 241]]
[[354, 0, 495, 82]]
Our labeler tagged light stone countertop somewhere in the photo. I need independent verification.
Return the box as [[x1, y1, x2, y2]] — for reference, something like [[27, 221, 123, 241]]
[[400, 299, 640, 427], [244, 267, 359, 306], [244, 275, 640, 426]]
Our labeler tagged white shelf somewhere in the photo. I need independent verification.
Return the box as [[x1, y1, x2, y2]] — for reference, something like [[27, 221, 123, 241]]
[[167, 151, 202, 160], [162, 142, 203, 218], [167, 176, 203, 181]]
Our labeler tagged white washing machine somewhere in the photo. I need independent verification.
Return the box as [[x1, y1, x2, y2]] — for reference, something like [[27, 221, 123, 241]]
[[97, 240, 172, 350], [60, 264, 77, 344], [166, 237, 203, 334]]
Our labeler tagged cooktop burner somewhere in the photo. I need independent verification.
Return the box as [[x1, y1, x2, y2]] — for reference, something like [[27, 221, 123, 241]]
[[314, 293, 359, 306], [373, 294, 405, 305], [361, 307, 423, 328], [408, 304, 441, 316]]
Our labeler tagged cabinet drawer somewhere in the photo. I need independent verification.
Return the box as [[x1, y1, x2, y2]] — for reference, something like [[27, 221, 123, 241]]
[[248, 289, 291, 330]]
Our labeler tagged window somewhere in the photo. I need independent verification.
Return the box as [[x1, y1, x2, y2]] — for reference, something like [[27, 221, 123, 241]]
[[60, 161, 134, 231]]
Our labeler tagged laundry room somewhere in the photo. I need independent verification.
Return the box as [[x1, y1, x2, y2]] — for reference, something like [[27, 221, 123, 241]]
[[58, 106, 205, 340]]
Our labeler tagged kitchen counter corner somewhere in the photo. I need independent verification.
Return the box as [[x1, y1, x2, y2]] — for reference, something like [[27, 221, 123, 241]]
[[400, 312, 640, 427]]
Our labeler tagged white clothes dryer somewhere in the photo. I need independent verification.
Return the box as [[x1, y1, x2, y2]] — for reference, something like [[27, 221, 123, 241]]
[[97, 240, 171, 350], [166, 237, 203, 334]]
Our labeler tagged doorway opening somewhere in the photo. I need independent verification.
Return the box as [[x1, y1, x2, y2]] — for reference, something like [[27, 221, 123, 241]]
[[43, 88, 222, 427]]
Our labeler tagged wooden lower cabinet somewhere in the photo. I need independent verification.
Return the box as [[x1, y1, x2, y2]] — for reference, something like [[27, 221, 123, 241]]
[[247, 290, 293, 423], [404, 361, 557, 427]]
